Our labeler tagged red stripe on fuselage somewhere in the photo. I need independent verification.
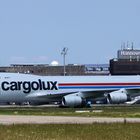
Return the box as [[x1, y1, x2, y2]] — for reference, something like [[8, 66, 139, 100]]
[[59, 83, 140, 86]]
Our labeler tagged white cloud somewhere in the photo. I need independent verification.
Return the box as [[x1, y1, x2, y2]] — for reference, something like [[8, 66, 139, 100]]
[[32, 56, 48, 63], [9, 56, 27, 64], [9, 56, 49, 64]]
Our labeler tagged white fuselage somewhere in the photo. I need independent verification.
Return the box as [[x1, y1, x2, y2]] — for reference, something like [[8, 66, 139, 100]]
[[0, 73, 140, 104]]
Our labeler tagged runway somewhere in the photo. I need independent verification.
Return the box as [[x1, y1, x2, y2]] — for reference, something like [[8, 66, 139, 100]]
[[0, 115, 140, 124]]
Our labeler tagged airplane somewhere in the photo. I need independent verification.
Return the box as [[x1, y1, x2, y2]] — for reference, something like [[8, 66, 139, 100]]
[[0, 72, 140, 107]]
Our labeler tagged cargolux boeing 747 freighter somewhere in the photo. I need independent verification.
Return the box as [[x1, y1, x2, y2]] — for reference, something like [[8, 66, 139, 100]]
[[0, 72, 140, 107]]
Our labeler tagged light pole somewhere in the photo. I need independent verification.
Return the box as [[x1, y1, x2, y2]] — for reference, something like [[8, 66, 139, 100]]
[[61, 47, 68, 76]]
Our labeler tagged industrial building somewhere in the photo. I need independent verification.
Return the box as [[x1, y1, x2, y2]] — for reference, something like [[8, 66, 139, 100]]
[[0, 64, 109, 76], [110, 45, 140, 75]]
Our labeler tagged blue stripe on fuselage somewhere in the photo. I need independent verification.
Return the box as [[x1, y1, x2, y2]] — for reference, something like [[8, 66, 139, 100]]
[[59, 86, 140, 89]]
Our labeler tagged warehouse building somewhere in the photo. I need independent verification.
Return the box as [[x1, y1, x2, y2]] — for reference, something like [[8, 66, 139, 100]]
[[0, 64, 109, 76], [110, 46, 140, 75]]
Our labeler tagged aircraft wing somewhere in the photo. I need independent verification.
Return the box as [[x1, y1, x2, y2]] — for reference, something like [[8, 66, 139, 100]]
[[25, 86, 140, 106], [26, 87, 140, 100], [26, 91, 78, 100]]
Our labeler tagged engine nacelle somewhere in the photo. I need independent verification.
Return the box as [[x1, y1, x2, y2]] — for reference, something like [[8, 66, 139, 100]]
[[107, 89, 129, 104], [62, 94, 84, 107]]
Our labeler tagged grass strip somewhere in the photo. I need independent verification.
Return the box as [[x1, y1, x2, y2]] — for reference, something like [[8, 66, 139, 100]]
[[0, 123, 140, 140], [0, 106, 140, 118]]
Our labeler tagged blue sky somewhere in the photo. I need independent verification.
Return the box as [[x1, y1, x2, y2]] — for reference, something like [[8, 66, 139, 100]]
[[0, 0, 140, 65]]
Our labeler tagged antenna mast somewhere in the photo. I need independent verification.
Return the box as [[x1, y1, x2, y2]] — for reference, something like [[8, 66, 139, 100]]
[[61, 47, 68, 76]]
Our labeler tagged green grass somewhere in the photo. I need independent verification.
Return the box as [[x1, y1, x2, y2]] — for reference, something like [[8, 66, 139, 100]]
[[0, 106, 140, 140], [0, 123, 140, 140], [0, 106, 140, 118]]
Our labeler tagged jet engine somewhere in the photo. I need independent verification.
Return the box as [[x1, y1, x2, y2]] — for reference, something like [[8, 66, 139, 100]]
[[62, 94, 85, 107], [107, 89, 130, 104]]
